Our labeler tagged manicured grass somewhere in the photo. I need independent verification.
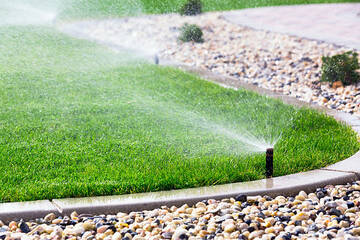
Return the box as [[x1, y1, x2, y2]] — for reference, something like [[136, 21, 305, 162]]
[[10, 0, 358, 20], [57, 0, 360, 19], [0, 26, 358, 202]]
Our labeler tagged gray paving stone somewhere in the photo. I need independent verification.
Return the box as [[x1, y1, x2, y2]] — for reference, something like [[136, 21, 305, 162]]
[[223, 3, 360, 50]]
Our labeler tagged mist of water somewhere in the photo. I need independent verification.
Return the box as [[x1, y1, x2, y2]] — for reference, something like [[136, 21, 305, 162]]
[[0, 1, 58, 26], [0, 0, 288, 156], [58, 19, 159, 64], [57, 24, 285, 155], [130, 93, 286, 155], [177, 109, 281, 154], [207, 123, 275, 153]]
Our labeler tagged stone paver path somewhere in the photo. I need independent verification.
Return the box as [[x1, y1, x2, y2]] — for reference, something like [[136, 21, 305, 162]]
[[224, 3, 360, 50]]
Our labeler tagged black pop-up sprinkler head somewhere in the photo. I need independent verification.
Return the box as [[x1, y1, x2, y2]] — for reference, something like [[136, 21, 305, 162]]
[[266, 148, 273, 178]]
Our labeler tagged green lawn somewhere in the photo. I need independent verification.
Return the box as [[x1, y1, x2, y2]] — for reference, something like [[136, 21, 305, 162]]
[[5, 0, 360, 20], [0, 26, 358, 202], [0, 1, 359, 202], [57, 0, 360, 19]]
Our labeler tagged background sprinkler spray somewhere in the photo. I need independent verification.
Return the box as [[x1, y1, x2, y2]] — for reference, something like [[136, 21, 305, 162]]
[[266, 148, 273, 178]]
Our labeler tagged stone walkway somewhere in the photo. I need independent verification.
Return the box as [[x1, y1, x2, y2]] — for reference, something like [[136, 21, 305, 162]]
[[224, 3, 360, 50]]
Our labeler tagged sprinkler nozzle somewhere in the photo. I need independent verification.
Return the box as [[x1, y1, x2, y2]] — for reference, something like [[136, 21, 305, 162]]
[[266, 148, 273, 178], [154, 54, 159, 65]]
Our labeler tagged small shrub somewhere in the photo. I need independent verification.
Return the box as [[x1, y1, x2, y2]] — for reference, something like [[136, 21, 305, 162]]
[[179, 0, 202, 16], [179, 23, 204, 43], [321, 51, 360, 86]]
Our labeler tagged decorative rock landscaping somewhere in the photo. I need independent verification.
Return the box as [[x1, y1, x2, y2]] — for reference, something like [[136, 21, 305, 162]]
[[61, 12, 360, 115], [4, 182, 360, 239]]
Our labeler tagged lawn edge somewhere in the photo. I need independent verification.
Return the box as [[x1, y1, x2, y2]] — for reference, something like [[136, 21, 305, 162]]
[[2, 60, 360, 223]]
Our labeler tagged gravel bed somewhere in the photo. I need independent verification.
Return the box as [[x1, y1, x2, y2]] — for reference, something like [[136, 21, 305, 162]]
[[4, 182, 360, 239], [60, 12, 360, 115]]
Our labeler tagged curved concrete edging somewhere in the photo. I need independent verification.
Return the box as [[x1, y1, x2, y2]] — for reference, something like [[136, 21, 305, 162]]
[[2, 11, 360, 222]]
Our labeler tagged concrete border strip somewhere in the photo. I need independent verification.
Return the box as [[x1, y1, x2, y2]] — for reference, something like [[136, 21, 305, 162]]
[[52, 170, 356, 216], [0, 200, 59, 223]]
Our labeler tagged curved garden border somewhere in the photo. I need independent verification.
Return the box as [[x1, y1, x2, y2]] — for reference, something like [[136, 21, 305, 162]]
[[1, 61, 360, 223]]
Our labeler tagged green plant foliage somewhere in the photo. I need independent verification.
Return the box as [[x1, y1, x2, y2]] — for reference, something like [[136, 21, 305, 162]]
[[179, 0, 202, 16], [179, 23, 204, 43], [321, 51, 360, 86]]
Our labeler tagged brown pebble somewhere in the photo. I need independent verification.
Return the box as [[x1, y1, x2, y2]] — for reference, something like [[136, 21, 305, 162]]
[[97, 225, 109, 234], [44, 213, 56, 222], [9, 221, 17, 230], [332, 81, 343, 89], [52, 219, 62, 225]]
